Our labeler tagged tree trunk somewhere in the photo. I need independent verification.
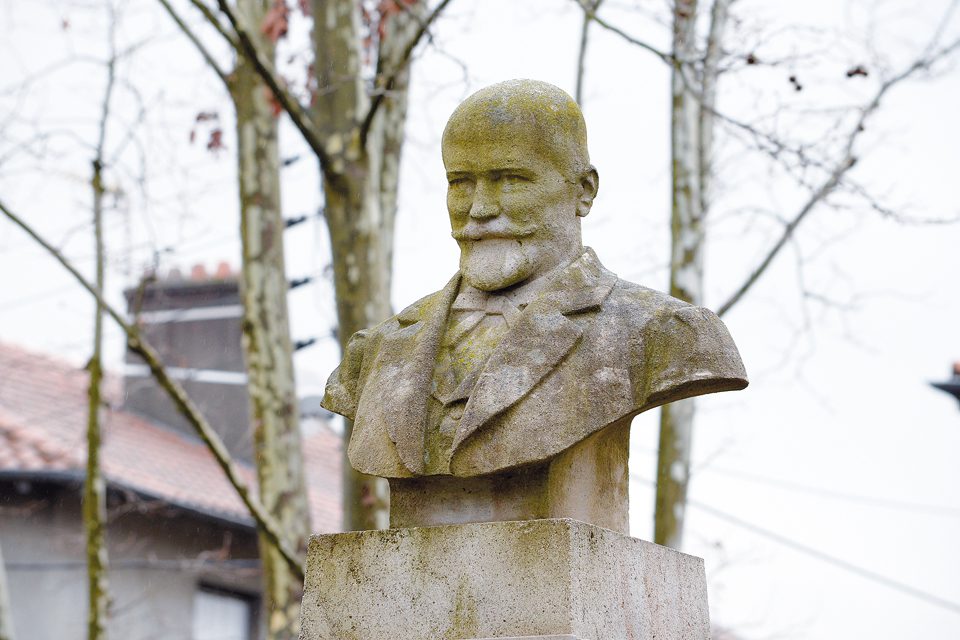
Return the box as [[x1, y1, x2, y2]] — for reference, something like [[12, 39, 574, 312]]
[[0, 542, 13, 640], [312, 0, 425, 531], [654, 0, 730, 550], [84, 158, 110, 640], [654, 0, 703, 550], [230, 1, 311, 637]]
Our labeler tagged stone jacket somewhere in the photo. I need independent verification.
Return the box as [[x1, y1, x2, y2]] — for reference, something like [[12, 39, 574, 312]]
[[322, 248, 748, 478]]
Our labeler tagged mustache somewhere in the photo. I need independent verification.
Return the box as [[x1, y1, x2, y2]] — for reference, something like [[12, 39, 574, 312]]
[[451, 224, 537, 241]]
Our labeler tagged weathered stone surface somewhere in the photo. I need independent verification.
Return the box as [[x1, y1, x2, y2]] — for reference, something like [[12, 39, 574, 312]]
[[321, 80, 747, 530], [389, 417, 631, 533], [299, 519, 710, 640]]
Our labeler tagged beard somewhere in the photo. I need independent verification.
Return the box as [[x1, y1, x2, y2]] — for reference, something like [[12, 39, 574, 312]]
[[458, 238, 535, 292]]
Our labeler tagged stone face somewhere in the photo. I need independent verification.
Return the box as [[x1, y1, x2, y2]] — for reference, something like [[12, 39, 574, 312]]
[[321, 80, 747, 530], [299, 519, 710, 640]]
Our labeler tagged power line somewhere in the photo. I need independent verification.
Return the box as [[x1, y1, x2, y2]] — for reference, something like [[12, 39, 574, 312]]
[[632, 446, 960, 518], [699, 464, 960, 518], [631, 474, 960, 617]]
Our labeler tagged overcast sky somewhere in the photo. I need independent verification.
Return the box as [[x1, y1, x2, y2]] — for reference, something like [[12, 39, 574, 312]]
[[2, 0, 959, 638]]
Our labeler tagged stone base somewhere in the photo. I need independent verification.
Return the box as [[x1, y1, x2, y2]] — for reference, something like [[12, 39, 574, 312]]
[[299, 519, 709, 640]]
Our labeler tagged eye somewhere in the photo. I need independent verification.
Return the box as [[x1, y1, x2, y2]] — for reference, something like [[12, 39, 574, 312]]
[[447, 176, 472, 187], [502, 173, 529, 183]]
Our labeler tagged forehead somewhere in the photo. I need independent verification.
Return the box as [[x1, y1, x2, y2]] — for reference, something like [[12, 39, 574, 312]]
[[442, 120, 568, 172]]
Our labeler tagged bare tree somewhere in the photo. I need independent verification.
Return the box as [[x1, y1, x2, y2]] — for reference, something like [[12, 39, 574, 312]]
[[162, 0, 452, 530], [576, 0, 960, 549], [157, 1, 313, 632], [84, 10, 122, 637], [232, 6, 310, 636]]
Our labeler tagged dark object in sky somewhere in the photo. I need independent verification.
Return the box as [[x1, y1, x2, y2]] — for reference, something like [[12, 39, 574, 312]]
[[930, 362, 960, 408]]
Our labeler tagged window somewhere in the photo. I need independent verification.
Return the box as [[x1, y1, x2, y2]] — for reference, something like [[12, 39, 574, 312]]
[[192, 586, 254, 640]]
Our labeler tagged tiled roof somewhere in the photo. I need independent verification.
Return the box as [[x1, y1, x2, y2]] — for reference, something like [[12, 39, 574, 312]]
[[0, 342, 341, 532]]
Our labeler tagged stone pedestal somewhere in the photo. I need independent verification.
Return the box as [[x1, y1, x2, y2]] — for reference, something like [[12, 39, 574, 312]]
[[299, 519, 709, 640]]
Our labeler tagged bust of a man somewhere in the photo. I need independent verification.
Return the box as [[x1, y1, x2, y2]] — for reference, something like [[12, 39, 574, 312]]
[[323, 80, 747, 533]]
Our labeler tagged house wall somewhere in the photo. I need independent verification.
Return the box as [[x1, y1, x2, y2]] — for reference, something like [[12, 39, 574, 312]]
[[1, 479, 262, 640]]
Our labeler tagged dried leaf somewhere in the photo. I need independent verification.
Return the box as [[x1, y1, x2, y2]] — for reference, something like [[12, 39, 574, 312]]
[[263, 86, 283, 118], [846, 65, 869, 78], [207, 128, 225, 153], [261, 0, 290, 43], [377, 0, 417, 39]]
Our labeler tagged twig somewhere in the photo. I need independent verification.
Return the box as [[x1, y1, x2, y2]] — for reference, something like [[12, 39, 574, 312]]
[[572, 0, 671, 63], [157, 0, 230, 86], [717, 35, 960, 317], [0, 200, 306, 583], [360, 0, 456, 145], [186, 0, 240, 52], [575, 0, 604, 104], [214, 0, 340, 187], [716, 156, 853, 317]]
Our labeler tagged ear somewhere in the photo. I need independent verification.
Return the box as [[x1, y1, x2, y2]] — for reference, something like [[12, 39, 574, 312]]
[[575, 166, 599, 218]]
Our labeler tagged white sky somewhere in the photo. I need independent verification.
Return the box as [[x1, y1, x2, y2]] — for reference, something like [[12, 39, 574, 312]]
[[1, 0, 959, 638]]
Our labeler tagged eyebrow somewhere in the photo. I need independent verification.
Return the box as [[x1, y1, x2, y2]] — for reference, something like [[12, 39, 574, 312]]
[[492, 167, 534, 175], [445, 167, 534, 176]]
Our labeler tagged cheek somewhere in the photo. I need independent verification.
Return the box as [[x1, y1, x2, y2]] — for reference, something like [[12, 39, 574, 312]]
[[498, 189, 541, 222], [447, 188, 471, 217]]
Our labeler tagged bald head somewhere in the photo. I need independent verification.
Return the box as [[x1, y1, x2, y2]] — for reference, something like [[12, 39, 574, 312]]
[[442, 79, 592, 180]]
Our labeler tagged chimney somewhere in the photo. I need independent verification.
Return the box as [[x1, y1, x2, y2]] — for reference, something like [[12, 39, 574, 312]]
[[123, 263, 254, 461]]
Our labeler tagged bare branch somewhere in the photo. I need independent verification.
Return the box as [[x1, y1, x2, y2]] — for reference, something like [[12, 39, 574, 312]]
[[157, 0, 230, 86], [845, 179, 960, 225], [572, 0, 671, 63], [214, 0, 340, 187], [716, 156, 853, 317], [186, 0, 241, 51], [360, 0, 456, 144], [575, 0, 604, 104], [716, 35, 960, 317], [0, 200, 306, 583]]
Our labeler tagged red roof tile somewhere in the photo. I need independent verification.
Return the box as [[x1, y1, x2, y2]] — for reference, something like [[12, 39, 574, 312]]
[[0, 342, 341, 532]]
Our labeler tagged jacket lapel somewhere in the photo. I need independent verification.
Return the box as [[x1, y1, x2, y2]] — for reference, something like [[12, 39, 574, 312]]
[[368, 274, 459, 474], [452, 249, 617, 451]]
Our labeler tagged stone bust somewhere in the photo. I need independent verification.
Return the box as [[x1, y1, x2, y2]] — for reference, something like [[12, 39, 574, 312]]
[[323, 79, 747, 533]]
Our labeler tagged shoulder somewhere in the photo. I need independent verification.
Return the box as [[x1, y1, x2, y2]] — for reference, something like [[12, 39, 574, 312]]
[[596, 277, 693, 330], [394, 287, 452, 327], [599, 276, 748, 407], [347, 285, 451, 345]]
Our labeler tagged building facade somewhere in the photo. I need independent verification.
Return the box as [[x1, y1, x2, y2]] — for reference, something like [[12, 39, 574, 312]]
[[0, 266, 340, 639]]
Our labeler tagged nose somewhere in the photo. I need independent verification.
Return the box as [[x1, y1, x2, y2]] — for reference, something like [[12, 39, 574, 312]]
[[468, 182, 500, 220]]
